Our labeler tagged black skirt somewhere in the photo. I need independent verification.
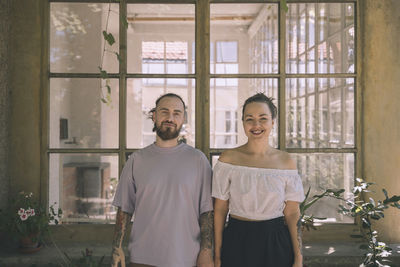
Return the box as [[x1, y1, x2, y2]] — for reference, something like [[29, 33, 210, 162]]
[[221, 216, 294, 267]]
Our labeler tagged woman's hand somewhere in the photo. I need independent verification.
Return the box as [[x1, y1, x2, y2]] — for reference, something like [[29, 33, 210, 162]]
[[214, 257, 221, 267], [292, 255, 303, 267]]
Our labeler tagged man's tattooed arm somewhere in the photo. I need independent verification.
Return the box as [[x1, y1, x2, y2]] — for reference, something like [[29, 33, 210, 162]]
[[111, 208, 132, 267], [199, 211, 214, 250], [196, 211, 214, 266]]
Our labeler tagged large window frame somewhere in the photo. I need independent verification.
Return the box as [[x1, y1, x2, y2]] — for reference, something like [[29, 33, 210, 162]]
[[44, 0, 362, 240]]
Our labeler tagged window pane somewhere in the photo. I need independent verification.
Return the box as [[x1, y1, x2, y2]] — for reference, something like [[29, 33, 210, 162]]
[[49, 153, 118, 223], [127, 4, 194, 74], [293, 153, 354, 223], [286, 78, 354, 148], [49, 78, 119, 149], [286, 3, 355, 74], [126, 79, 195, 148], [216, 41, 237, 63], [211, 4, 278, 74], [50, 3, 119, 73], [210, 78, 278, 149]]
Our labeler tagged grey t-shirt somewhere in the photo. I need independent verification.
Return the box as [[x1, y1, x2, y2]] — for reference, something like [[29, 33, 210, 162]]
[[112, 143, 213, 267]]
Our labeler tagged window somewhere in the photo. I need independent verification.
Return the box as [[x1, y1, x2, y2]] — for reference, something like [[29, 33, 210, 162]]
[[48, 1, 358, 224]]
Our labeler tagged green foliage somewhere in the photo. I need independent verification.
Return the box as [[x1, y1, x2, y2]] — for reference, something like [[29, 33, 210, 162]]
[[98, 67, 108, 79], [97, 67, 112, 105], [98, 3, 129, 105], [339, 178, 400, 267], [0, 192, 62, 242], [281, 0, 289, 13], [114, 52, 122, 63], [300, 187, 344, 231], [102, 31, 115, 46], [120, 14, 128, 29]]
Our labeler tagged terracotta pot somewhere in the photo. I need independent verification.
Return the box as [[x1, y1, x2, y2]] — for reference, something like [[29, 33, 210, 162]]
[[18, 233, 42, 254]]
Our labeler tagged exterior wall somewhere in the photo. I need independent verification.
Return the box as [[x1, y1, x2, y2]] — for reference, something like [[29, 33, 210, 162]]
[[0, 0, 11, 210], [362, 0, 400, 242], [9, 0, 45, 197]]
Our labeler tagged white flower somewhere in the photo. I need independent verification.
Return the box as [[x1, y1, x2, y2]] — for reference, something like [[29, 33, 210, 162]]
[[25, 208, 31, 216], [29, 208, 35, 216], [18, 208, 25, 216], [20, 213, 28, 221]]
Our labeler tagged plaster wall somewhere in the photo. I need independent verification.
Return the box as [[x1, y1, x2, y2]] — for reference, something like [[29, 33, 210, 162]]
[[9, 0, 44, 196], [362, 0, 400, 242], [0, 0, 11, 210]]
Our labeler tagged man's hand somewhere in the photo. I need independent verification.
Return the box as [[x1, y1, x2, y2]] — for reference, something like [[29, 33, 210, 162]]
[[111, 246, 126, 267], [292, 255, 303, 267], [196, 248, 214, 267]]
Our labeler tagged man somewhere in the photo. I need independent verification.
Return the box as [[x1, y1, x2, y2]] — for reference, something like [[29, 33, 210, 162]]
[[111, 93, 214, 267]]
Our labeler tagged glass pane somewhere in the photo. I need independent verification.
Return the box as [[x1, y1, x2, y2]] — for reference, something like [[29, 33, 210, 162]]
[[210, 78, 278, 149], [211, 4, 278, 74], [293, 153, 354, 223], [345, 4, 355, 27], [127, 4, 195, 74], [126, 79, 195, 148], [49, 78, 119, 148], [328, 4, 341, 35], [50, 3, 119, 73], [286, 78, 354, 148], [287, 3, 355, 74], [49, 153, 118, 223], [344, 26, 355, 73]]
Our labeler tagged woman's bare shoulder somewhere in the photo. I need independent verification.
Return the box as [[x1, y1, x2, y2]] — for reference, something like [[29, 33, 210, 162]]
[[218, 146, 246, 164]]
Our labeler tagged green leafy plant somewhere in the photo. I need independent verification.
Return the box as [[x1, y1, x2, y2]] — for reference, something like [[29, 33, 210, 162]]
[[300, 187, 345, 231], [99, 2, 128, 105], [339, 178, 400, 267], [0, 191, 62, 243]]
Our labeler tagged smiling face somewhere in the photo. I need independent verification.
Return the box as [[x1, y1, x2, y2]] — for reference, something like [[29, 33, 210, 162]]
[[152, 96, 185, 141], [242, 102, 274, 140]]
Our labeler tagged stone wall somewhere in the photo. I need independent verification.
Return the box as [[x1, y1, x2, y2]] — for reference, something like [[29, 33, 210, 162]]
[[0, 0, 11, 210], [362, 0, 400, 242]]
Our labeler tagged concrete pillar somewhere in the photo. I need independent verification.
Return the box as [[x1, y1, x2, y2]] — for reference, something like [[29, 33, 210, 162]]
[[362, 0, 400, 243], [9, 0, 46, 197], [0, 0, 11, 210]]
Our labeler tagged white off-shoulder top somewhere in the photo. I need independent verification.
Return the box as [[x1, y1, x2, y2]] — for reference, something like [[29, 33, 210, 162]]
[[212, 160, 305, 220]]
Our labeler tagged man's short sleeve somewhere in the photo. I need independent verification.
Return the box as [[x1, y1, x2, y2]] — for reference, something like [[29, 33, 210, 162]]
[[112, 155, 136, 214], [199, 153, 213, 215]]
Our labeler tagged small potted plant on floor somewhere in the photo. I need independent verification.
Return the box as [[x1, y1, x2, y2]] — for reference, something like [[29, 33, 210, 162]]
[[0, 191, 62, 253]]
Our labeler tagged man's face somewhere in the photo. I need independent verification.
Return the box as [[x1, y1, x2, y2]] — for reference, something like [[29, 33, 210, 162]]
[[152, 96, 185, 141]]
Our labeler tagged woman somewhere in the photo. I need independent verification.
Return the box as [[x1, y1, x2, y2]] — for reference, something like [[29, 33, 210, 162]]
[[212, 93, 304, 267]]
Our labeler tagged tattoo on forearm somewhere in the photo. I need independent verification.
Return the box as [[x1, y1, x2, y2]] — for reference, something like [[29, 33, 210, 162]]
[[199, 211, 214, 250], [112, 209, 131, 249], [296, 218, 303, 256]]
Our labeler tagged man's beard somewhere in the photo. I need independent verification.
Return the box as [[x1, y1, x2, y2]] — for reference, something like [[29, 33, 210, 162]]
[[153, 121, 182, 141]]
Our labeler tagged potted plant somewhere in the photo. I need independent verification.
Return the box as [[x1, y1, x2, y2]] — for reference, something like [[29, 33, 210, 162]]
[[0, 191, 62, 253]]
